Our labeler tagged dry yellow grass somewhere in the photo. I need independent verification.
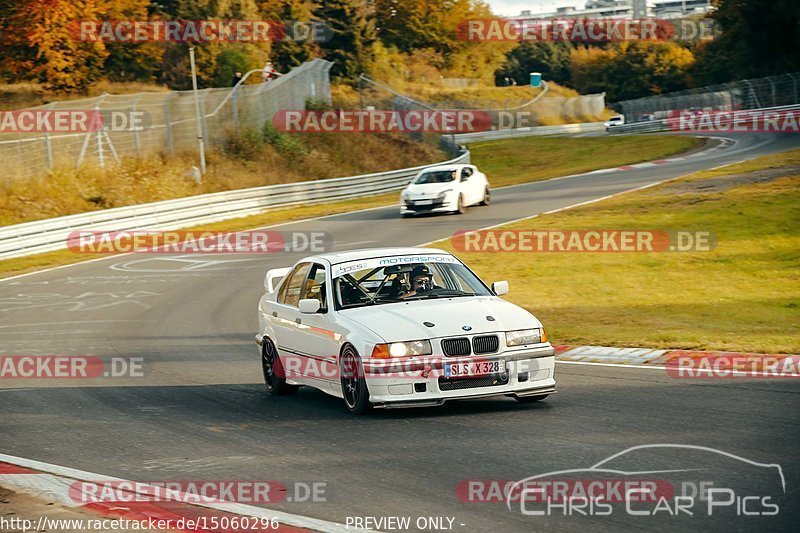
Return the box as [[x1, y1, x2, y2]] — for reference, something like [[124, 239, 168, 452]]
[[0, 133, 444, 226]]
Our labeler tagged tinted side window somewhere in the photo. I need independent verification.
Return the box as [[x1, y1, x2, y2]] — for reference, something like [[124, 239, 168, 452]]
[[461, 167, 473, 180], [278, 263, 311, 307]]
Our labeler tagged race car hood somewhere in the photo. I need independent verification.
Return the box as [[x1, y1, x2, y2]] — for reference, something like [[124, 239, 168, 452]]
[[340, 296, 541, 343], [405, 182, 454, 196]]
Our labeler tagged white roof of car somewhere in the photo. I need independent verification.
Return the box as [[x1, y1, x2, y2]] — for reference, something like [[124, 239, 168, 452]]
[[418, 164, 469, 172], [310, 247, 451, 265]]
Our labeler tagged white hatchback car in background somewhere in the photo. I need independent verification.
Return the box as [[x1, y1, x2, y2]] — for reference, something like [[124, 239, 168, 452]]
[[256, 247, 556, 414], [400, 164, 491, 217]]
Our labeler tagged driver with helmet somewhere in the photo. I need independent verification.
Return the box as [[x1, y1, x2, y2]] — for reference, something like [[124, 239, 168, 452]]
[[397, 264, 436, 299]]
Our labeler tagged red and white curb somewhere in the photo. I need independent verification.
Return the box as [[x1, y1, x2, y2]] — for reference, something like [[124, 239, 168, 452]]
[[554, 344, 797, 370], [585, 137, 737, 175], [0, 453, 375, 533]]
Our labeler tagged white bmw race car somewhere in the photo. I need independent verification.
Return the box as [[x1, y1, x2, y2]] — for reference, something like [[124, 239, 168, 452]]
[[399, 164, 491, 217], [256, 247, 556, 414]]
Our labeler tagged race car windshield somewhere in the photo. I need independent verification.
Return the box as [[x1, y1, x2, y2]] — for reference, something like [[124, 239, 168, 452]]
[[414, 170, 456, 184], [334, 260, 492, 310]]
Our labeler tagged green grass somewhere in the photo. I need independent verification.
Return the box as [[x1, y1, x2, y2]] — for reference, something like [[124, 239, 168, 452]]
[[438, 149, 800, 354], [471, 135, 701, 187], [0, 134, 703, 283]]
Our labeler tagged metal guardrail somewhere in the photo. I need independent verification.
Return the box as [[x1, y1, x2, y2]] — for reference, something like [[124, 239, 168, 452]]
[[453, 122, 605, 144], [608, 104, 800, 135], [0, 150, 470, 261]]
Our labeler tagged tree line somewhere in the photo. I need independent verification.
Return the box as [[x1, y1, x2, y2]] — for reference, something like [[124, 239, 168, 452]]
[[0, 0, 797, 101]]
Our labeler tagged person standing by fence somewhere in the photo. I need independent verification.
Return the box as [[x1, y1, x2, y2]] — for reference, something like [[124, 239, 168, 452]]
[[262, 62, 276, 83]]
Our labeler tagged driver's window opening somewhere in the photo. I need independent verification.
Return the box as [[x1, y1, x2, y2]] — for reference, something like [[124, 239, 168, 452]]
[[334, 261, 491, 310], [304, 264, 328, 312]]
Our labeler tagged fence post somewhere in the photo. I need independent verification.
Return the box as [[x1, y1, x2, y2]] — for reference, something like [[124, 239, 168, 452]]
[[132, 94, 143, 156], [767, 77, 776, 107], [200, 92, 209, 148], [164, 92, 174, 154], [43, 103, 54, 171], [232, 86, 239, 127]]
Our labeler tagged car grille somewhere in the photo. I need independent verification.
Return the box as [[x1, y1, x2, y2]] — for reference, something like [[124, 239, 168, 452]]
[[438, 374, 509, 391], [441, 337, 471, 357], [407, 201, 444, 211], [472, 335, 499, 354]]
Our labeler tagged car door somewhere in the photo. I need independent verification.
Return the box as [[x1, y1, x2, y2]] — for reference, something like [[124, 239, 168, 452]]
[[272, 262, 311, 381], [293, 263, 342, 390], [459, 166, 481, 205]]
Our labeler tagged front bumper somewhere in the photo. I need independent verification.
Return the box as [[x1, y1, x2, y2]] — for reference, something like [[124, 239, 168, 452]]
[[400, 196, 455, 215], [363, 345, 556, 408]]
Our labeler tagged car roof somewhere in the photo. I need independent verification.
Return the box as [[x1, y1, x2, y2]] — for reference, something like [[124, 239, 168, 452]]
[[304, 247, 452, 266], [418, 164, 469, 172]]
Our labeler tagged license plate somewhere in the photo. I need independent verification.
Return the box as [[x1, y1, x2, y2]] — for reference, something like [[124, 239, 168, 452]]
[[415, 199, 433, 205], [444, 360, 504, 378]]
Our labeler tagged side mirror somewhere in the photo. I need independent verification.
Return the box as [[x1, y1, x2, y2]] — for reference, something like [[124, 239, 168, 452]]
[[298, 298, 322, 314], [492, 281, 509, 296]]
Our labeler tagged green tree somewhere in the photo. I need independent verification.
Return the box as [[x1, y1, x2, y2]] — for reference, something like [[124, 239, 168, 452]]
[[495, 42, 572, 86], [314, 0, 376, 81], [692, 0, 800, 84]]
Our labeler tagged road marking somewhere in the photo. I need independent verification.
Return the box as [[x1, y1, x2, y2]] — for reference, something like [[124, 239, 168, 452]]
[[0, 453, 379, 533]]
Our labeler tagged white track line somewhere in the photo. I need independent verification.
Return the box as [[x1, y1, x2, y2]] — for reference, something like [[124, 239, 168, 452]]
[[0, 452, 377, 533], [556, 359, 796, 378]]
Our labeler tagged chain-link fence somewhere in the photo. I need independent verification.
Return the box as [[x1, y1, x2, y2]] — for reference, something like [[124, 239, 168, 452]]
[[0, 59, 332, 182], [616, 72, 800, 122], [357, 75, 606, 129]]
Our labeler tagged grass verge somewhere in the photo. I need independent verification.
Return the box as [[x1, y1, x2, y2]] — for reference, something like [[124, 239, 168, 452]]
[[471, 134, 702, 188], [437, 149, 800, 354], [0, 134, 705, 281]]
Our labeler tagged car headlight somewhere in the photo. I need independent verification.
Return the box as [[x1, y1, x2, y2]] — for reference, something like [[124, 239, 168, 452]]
[[506, 328, 547, 346], [401, 190, 410, 199], [372, 340, 433, 359], [437, 189, 453, 200]]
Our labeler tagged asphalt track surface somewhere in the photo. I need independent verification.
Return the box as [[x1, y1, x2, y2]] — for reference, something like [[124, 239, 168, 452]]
[[1, 132, 798, 532]]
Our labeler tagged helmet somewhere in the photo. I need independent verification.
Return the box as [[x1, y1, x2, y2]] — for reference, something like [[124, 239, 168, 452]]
[[411, 264, 432, 280]]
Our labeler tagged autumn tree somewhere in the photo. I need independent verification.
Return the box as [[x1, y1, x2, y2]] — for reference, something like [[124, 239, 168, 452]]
[[0, 0, 108, 91]]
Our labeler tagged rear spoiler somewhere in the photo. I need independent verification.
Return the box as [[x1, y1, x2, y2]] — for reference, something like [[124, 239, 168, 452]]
[[264, 267, 292, 293]]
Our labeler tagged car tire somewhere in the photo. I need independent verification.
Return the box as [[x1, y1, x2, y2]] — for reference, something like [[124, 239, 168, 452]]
[[401, 212, 412, 218], [455, 194, 465, 215], [480, 187, 491, 206], [340, 345, 373, 415], [261, 337, 298, 395], [515, 394, 548, 403]]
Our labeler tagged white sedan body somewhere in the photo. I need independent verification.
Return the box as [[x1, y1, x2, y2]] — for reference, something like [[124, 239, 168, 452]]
[[399, 164, 490, 216], [256, 247, 556, 412]]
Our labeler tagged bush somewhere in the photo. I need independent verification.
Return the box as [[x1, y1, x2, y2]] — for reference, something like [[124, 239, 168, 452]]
[[223, 127, 264, 159], [261, 123, 308, 160]]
